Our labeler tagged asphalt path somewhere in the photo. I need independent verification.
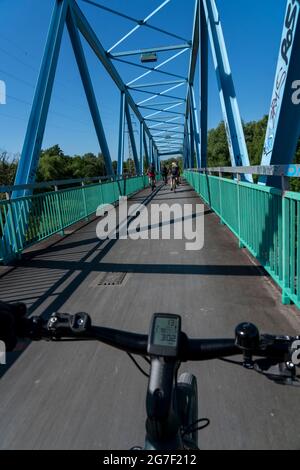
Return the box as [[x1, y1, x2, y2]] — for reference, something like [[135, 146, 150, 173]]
[[0, 181, 299, 449]]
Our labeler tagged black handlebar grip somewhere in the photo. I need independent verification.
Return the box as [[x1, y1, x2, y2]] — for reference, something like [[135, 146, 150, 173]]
[[0, 301, 27, 351]]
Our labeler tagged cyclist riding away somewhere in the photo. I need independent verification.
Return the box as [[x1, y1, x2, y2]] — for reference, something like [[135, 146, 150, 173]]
[[170, 162, 179, 192]]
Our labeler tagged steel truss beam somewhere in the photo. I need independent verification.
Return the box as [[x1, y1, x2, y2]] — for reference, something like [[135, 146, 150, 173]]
[[110, 44, 191, 58], [113, 57, 187, 82], [13, 0, 69, 196], [140, 122, 144, 174], [125, 99, 140, 174], [200, 0, 208, 167], [189, 86, 201, 168], [159, 151, 183, 156], [143, 129, 150, 167], [66, 6, 113, 175], [145, 118, 184, 126], [80, 0, 189, 51], [138, 101, 184, 109], [72, 0, 158, 152], [201, 0, 251, 181], [136, 82, 186, 105], [259, 0, 300, 188], [128, 79, 186, 89], [127, 49, 189, 87], [117, 91, 126, 175]]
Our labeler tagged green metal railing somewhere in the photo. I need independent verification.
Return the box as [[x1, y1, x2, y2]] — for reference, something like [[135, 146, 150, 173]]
[[184, 170, 299, 308], [0, 175, 150, 263]]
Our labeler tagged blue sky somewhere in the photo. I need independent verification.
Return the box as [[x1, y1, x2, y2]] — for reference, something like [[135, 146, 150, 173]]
[[0, 0, 287, 161]]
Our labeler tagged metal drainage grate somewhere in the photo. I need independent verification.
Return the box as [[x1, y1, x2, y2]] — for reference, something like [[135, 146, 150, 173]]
[[97, 271, 127, 286]]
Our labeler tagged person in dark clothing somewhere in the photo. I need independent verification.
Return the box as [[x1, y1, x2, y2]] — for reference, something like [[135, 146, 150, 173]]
[[161, 165, 168, 184]]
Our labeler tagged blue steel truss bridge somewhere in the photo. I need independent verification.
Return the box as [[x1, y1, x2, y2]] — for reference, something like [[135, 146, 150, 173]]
[[0, 0, 300, 450]]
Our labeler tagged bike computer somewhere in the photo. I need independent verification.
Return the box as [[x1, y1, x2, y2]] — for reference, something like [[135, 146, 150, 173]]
[[147, 313, 181, 357]]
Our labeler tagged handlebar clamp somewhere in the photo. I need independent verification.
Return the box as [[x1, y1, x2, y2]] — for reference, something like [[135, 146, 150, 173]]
[[47, 312, 91, 338]]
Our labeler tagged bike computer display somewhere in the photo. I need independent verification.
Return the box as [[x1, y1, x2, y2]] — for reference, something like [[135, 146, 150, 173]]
[[147, 313, 181, 357]]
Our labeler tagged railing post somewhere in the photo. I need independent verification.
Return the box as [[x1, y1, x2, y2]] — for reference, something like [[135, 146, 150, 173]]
[[6, 193, 19, 260], [81, 181, 89, 220], [218, 171, 224, 225], [282, 175, 291, 305], [237, 173, 245, 248], [55, 185, 64, 236]]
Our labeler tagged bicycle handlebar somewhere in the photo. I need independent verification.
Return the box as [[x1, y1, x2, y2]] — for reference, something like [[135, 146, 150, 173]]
[[19, 313, 298, 364]]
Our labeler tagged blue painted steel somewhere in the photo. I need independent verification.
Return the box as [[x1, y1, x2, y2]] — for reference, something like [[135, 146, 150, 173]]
[[140, 121, 144, 174], [202, 0, 252, 181], [113, 57, 187, 82], [130, 80, 186, 89], [110, 44, 191, 58], [67, 6, 113, 175], [125, 100, 140, 174], [150, 138, 154, 165], [143, 130, 150, 167], [72, 1, 158, 153], [189, 99, 195, 168], [200, 0, 208, 168], [259, 0, 300, 188], [139, 101, 184, 108], [183, 0, 199, 168], [189, 86, 201, 168], [12, 0, 69, 198], [117, 92, 125, 175], [146, 118, 184, 126], [160, 151, 183, 157], [82, 0, 189, 43], [126, 47, 189, 86]]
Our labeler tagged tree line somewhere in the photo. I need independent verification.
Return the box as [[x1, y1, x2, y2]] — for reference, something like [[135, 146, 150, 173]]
[[1, 116, 300, 190]]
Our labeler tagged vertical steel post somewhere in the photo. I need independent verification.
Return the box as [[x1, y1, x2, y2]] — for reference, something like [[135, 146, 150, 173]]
[[13, 0, 69, 197], [259, 0, 300, 187], [189, 94, 195, 168], [200, 0, 208, 168], [125, 100, 140, 174], [190, 86, 201, 168], [54, 185, 64, 236], [202, 0, 251, 181], [81, 181, 88, 220], [67, 6, 113, 175], [117, 91, 125, 176], [236, 174, 245, 247], [143, 129, 150, 168], [282, 175, 291, 304], [140, 121, 144, 175]]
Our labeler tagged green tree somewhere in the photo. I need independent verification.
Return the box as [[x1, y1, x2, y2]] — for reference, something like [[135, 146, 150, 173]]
[[0, 151, 18, 186], [37, 145, 72, 181], [244, 115, 268, 165], [207, 122, 231, 167]]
